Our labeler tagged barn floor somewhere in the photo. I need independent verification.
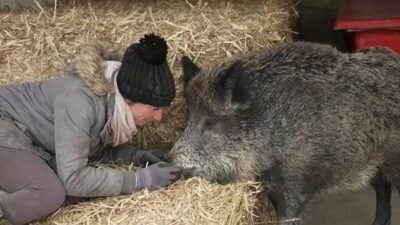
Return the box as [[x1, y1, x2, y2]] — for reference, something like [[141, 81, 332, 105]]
[[304, 186, 400, 225]]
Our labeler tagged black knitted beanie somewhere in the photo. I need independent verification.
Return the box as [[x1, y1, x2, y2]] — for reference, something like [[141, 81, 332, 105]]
[[117, 33, 175, 107]]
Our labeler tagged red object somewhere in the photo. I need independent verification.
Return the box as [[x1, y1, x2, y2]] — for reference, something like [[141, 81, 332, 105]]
[[335, 0, 400, 54]]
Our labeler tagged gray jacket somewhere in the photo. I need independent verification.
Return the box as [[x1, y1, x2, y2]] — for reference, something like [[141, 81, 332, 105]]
[[0, 41, 136, 197]]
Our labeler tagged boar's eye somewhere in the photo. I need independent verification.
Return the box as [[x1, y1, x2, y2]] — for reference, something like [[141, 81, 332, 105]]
[[200, 119, 213, 134], [204, 119, 213, 128]]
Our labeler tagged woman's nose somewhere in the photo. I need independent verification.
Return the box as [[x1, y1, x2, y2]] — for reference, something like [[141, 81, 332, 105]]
[[153, 109, 163, 122]]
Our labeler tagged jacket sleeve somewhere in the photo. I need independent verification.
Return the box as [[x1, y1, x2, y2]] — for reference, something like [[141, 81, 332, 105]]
[[53, 88, 133, 197]]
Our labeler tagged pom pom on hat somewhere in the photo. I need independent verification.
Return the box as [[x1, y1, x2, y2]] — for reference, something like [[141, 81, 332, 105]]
[[136, 33, 168, 64], [117, 33, 175, 107]]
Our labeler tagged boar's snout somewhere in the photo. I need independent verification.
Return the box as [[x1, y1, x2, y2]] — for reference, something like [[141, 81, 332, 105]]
[[166, 147, 196, 179], [182, 167, 196, 178], [166, 145, 185, 163]]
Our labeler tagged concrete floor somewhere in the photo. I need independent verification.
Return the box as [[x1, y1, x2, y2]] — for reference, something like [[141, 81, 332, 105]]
[[304, 186, 400, 225]]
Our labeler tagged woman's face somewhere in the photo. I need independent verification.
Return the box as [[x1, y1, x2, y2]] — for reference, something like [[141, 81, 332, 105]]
[[126, 100, 163, 127]]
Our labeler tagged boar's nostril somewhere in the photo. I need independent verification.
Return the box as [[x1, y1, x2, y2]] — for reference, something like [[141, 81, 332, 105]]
[[182, 167, 195, 179], [164, 153, 173, 163]]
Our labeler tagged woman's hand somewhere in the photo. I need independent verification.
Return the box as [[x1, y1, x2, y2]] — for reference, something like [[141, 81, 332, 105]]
[[134, 162, 183, 191], [101, 144, 169, 166], [135, 149, 168, 166]]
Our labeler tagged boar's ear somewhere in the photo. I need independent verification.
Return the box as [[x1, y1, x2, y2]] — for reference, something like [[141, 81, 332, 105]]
[[216, 61, 250, 110], [181, 56, 200, 85]]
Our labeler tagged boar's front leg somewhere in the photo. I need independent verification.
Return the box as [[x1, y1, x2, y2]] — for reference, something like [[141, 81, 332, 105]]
[[267, 188, 311, 225], [372, 171, 391, 225], [263, 165, 311, 225]]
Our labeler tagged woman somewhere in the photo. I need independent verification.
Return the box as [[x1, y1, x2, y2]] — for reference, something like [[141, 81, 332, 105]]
[[0, 33, 183, 225]]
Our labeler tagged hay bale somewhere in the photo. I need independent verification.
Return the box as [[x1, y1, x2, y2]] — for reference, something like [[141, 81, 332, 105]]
[[0, 0, 295, 224], [28, 178, 275, 225]]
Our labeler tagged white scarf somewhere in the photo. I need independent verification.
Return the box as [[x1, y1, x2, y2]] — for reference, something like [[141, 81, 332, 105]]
[[103, 60, 137, 146]]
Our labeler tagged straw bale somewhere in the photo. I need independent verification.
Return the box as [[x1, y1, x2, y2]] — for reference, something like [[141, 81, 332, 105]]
[[0, 0, 296, 224], [24, 177, 275, 225]]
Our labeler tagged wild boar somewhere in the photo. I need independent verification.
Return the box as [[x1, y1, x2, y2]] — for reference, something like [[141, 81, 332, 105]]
[[167, 42, 400, 225]]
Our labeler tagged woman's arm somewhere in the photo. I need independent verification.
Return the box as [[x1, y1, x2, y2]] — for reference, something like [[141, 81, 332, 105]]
[[53, 88, 134, 197]]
